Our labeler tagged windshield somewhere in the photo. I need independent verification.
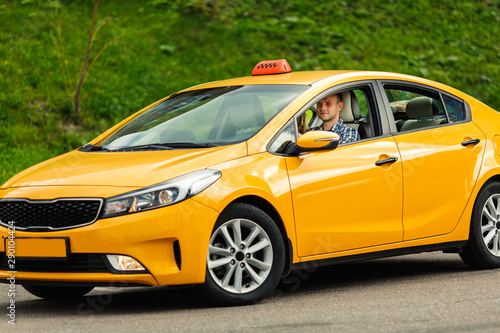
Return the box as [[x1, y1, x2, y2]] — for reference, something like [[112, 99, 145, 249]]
[[98, 85, 309, 151]]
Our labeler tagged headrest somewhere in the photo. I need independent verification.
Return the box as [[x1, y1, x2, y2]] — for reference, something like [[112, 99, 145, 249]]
[[406, 97, 439, 118], [227, 95, 265, 129], [339, 91, 361, 122], [230, 106, 258, 128]]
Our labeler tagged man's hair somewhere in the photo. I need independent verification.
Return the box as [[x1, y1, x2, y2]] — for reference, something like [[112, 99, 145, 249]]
[[317, 93, 343, 105]]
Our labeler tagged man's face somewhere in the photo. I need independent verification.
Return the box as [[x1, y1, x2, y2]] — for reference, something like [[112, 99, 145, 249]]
[[317, 95, 343, 124]]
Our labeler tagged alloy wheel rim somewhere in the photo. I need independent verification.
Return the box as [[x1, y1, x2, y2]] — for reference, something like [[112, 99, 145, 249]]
[[481, 194, 500, 257], [207, 218, 273, 294]]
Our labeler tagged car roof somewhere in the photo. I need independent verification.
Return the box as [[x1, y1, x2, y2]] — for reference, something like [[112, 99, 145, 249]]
[[182, 70, 457, 93], [179, 69, 473, 105], [183, 71, 358, 90]]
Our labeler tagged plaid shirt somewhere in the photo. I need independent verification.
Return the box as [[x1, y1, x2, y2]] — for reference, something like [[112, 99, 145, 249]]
[[309, 118, 360, 144]]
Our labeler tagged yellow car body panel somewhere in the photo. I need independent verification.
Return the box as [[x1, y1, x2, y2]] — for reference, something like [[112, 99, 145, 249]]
[[193, 152, 299, 262], [285, 136, 403, 257], [3, 143, 247, 188], [395, 121, 486, 240]]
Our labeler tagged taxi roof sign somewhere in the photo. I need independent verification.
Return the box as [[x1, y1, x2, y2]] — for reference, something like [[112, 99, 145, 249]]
[[252, 59, 292, 76]]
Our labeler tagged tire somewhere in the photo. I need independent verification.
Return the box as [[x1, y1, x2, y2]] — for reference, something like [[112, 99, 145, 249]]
[[23, 285, 94, 300], [202, 203, 285, 306], [460, 181, 500, 269]]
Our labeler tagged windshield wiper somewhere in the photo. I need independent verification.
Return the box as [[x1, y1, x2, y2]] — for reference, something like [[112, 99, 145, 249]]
[[113, 144, 175, 151], [157, 142, 220, 148], [120, 142, 220, 150], [82, 142, 220, 152], [79, 144, 109, 152]]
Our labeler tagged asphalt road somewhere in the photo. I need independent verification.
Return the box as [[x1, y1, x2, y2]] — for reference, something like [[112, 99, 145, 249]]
[[1, 252, 499, 333]]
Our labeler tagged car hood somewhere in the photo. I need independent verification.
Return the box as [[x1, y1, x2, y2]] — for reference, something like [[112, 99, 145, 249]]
[[2, 143, 248, 189]]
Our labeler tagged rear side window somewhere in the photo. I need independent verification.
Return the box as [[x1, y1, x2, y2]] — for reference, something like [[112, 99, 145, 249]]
[[442, 94, 466, 122], [383, 83, 470, 134], [382, 82, 468, 133], [384, 87, 446, 132]]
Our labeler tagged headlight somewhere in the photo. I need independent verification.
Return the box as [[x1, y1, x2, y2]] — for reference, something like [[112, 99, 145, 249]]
[[102, 169, 221, 218]]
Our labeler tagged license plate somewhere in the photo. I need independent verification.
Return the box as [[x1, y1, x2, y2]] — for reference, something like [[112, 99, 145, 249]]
[[9, 237, 69, 259]]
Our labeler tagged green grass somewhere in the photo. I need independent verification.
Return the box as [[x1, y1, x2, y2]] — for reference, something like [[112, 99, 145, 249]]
[[1, 0, 500, 185]]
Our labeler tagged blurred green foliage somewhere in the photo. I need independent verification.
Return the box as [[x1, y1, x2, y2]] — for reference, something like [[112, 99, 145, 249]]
[[1, 0, 499, 185]]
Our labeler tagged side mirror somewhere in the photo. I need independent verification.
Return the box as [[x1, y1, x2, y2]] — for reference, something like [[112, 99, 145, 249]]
[[285, 131, 339, 155]]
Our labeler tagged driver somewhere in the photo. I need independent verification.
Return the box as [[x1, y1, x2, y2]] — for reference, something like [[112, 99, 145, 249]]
[[309, 93, 360, 144]]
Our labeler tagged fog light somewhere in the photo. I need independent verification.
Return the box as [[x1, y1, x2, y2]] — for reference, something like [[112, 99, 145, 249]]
[[106, 255, 146, 271]]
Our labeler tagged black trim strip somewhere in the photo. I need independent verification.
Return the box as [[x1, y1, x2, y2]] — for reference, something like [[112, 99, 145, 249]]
[[282, 238, 294, 277], [292, 241, 468, 270], [2, 280, 148, 288]]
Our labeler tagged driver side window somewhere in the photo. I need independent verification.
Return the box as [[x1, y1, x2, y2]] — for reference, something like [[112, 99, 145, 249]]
[[268, 120, 297, 154], [268, 84, 382, 154]]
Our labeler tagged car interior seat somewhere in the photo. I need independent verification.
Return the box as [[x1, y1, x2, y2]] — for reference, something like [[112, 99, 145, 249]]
[[215, 94, 266, 139], [397, 97, 446, 132], [340, 91, 371, 139]]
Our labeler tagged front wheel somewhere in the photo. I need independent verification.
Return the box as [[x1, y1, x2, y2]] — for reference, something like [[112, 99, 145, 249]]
[[460, 181, 500, 268], [23, 285, 94, 300], [202, 203, 285, 306]]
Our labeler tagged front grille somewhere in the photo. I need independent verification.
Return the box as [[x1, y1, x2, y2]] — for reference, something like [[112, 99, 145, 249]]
[[0, 253, 110, 273], [0, 198, 103, 231]]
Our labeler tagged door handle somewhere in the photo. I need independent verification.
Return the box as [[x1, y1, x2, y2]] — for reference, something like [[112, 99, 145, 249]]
[[375, 157, 398, 166], [461, 138, 480, 146]]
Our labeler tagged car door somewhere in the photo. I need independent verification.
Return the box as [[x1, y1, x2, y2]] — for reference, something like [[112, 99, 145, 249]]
[[379, 81, 486, 241], [275, 84, 404, 258]]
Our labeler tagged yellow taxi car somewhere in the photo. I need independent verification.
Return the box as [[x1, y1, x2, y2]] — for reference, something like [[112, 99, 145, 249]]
[[2, 59, 500, 305]]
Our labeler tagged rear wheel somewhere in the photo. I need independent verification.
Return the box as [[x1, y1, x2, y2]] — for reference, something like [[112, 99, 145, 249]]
[[23, 285, 94, 300], [202, 203, 285, 306], [460, 181, 500, 268]]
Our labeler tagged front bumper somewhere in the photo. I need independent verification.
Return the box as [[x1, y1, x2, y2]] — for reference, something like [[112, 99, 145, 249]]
[[0, 197, 219, 286]]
